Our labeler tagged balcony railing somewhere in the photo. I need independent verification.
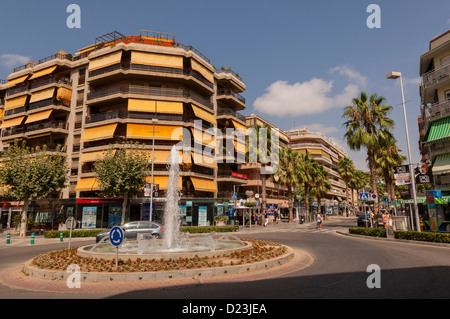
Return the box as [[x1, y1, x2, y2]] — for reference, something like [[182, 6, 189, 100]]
[[30, 76, 72, 90], [217, 88, 246, 104], [87, 85, 214, 110], [216, 108, 246, 121], [215, 67, 243, 81], [6, 85, 28, 96], [422, 63, 450, 88], [26, 121, 68, 132], [425, 100, 450, 120]]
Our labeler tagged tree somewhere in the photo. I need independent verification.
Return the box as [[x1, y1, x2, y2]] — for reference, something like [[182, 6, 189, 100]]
[[374, 135, 406, 203], [296, 152, 320, 219], [313, 164, 332, 215], [0, 140, 68, 237], [275, 147, 298, 222], [94, 142, 150, 225], [343, 91, 394, 211], [338, 157, 355, 214], [348, 170, 370, 212]]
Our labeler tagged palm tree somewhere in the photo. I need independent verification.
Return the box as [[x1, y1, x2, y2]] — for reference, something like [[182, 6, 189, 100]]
[[374, 135, 406, 203], [343, 91, 394, 211], [348, 169, 369, 213], [296, 152, 319, 220], [275, 147, 298, 222], [313, 164, 332, 216], [338, 157, 355, 215]]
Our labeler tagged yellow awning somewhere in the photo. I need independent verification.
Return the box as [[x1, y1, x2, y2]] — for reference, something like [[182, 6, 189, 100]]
[[192, 152, 217, 169], [25, 110, 52, 124], [190, 177, 217, 192], [88, 51, 123, 71], [126, 124, 183, 140], [131, 51, 183, 69], [191, 104, 216, 125], [191, 128, 216, 147], [6, 74, 30, 86], [233, 140, 247, 153], [56, 87, 72, 104], [191, 59, 214, 83], [232, 119, 246, 132], [30, 88, 55, 103], [0, 116, 25, 129], [29, 66, 57, 80], [145, 175, 182, 190], [134, 150, 186, 164], [79, 150, 116, 163], [80, 123, 118, 142], [4, 95, 27, 111], [127, 99, 183, 114], [75, 178, 100, 192], [307, 149, 322, 155]]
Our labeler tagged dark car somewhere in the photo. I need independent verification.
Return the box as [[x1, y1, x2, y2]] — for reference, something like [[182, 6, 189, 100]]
[[357, 213, 371, 227], [96, 221, 164, 243]]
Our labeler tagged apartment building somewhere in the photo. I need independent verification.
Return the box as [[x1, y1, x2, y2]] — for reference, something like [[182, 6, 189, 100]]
[[420, 29, 450, 192], [239, 114, 290, 215], [286, 128, 348, 214], [0, 30, 248, 229]]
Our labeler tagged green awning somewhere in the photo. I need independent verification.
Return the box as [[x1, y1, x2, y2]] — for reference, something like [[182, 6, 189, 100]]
[[433, 153, 450, 175], [424, 117, 450, 145]]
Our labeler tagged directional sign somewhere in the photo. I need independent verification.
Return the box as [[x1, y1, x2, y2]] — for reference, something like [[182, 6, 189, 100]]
[[109, 226, 124, 247], [359, 193, 369, 201]]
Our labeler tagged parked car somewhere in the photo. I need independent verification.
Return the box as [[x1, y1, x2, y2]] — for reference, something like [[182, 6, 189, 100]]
[[357, 213, 371, 227], [96, 221, 164, 243]]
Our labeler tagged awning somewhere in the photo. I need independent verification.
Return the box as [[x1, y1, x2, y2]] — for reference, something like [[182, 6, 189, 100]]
[[190, 177, 218, 192], [88, 51, 123, 72], [191, 59, 214, 83], [191, 128, 215, 147], [131, 51, 183, 69], [80, 123, 118, 142], [307, 149, 322, 155], [4, 95, 27, 111], [127, 99, 183, 114], [433, 153, 450, 175], [29, 66, 57, 80], [192, 152, 217, 169], [191, 104, 216, 125], [56, 87, 72, 104], [79, 150, 116, 163], [75, 178, 100, 192], [145, 175, 182, 190], [233, 140, 246, 153], [30, 88, 55, 104], [0, 116, 25, 129], [424, 117, 450, 145], [24, 110, 52, 124], [126, 124, 183, 140], [231, 119, 246, 132], [129, 149, 185, 164], [6, 74, 30, 86]]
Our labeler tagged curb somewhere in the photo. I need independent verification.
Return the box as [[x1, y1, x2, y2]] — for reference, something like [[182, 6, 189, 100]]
[[22, 245, 295, 282]]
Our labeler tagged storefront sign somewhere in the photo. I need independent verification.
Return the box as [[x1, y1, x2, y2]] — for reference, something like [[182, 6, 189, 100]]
[[107, 206, 122, 227], [426, 190, 441, 232], [231, 172, 247, 179], [81, 206, 97, 229], [76, 198, 123, 204], [198, 206, 208, 226], [394, 165, 411, 186]]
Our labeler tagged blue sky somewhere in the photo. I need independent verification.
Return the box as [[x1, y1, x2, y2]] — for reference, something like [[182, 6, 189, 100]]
[[1, 0, 449, 171]]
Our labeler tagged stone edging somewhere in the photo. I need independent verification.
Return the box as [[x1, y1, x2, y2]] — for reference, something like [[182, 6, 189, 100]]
[[22, 245, 294, 282]]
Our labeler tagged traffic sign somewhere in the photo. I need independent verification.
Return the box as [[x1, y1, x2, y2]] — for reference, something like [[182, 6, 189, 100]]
[[359, 193, 369, 201], [231, 193, 237, 200], [109, 226, 124, 247], [371, 193, 377, 201]]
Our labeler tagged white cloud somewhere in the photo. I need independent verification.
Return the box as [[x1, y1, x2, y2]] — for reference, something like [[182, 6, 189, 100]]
[[330, 65, 368, 87], [253, 65, 364, 117], [0, 54, 31, 68]]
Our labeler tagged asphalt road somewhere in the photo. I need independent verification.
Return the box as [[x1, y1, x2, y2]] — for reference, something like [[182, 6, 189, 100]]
[[1, 217, 450, 302]]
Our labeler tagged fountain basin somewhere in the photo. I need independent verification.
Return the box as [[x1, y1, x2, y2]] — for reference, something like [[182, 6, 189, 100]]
[[78, 239, 252, 261]]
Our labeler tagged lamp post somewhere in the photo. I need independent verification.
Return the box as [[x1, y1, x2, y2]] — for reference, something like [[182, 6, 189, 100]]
[[386, 71, 421, 232], [149, 118, 158, 222]]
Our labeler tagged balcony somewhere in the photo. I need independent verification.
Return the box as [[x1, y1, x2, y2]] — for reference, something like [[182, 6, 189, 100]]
[[87, 85, 214, 110], [422, 63, 450, 89], [216, 88, 246, 110], [424, 100, 450, 122], [216, 108, 246, 122], [30, 76, 72, 91]]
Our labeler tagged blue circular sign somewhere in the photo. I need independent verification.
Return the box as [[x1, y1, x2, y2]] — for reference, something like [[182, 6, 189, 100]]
[[109, 226, 124, 247]]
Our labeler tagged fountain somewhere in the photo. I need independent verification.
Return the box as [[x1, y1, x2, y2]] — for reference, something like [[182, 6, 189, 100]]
[[79, 146, 250, 260]]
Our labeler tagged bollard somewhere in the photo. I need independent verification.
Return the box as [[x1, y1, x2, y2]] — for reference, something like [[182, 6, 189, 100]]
[[6, 233, 10, 244], [60, 231, 63, 242], [30, 233, 35, 245]]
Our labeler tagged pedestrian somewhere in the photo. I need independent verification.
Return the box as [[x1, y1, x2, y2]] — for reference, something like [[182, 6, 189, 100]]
[[274, 209, 279, 224], [316, 212, 322, 230], [264, 210, 268, 227]]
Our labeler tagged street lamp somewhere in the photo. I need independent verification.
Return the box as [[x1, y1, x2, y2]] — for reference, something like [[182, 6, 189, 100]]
[[386, 71, 421, 232], [149, 118, 158, 222]]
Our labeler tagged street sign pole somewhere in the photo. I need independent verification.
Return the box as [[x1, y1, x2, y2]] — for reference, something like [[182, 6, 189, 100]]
[[109, 226, 124, 269]]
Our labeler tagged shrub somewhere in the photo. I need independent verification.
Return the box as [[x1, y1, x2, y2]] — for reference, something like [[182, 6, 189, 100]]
[[349, 227, 386, 237], [394, 230, 450, 243], [44, 229, 106, 238]]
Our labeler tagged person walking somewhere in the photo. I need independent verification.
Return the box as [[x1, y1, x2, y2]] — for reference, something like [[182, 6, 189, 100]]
[[316, 212, 323, 230]]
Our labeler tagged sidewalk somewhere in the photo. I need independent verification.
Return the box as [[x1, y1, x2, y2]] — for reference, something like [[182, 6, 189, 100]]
[[0, 230, 94, 247]]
